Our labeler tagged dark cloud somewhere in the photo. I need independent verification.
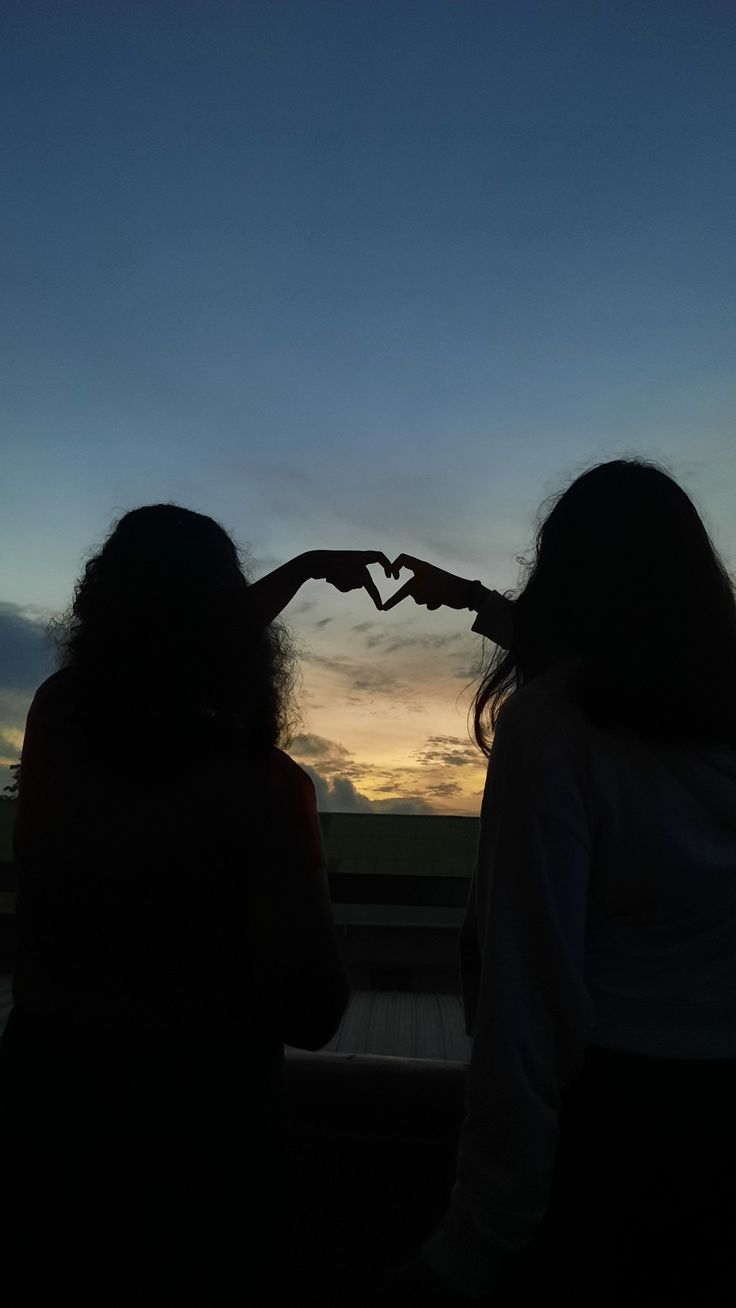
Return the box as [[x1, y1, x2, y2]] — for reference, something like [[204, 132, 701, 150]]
[[291, 733, 351, 760], [375, 795, 435, 815], [0, 606, 54, 791], [0, 730, 22, 759], [362, 630, 467, 655], [454, 662, 477, 680], [383, 640, 416, 654], [0, 689, 33, 735], [424, 781, 461, 797], [351, 622, 375, 633], [0, 603, 55, 691], [315, 617, 334, 628], [290, 733, 365, 784], [415, 734, 480, 769], [300, 765, 372, 813], [303, 651, 403, 698], [291, 731, 479, 815], [291, 735, 441, 815]]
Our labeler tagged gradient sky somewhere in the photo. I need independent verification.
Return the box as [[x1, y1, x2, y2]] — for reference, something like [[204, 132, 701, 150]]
[[2, 0, 735, 812]]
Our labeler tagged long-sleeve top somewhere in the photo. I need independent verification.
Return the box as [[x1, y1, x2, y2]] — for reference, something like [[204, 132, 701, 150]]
[[470, 587, 515, 650], [424, 655, 736, 1300]]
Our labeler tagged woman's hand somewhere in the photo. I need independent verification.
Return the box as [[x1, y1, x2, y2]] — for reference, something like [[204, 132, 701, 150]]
[[383, 555, 480, 613], [247, 549, 392, 626], [307, 549, 393, 610]]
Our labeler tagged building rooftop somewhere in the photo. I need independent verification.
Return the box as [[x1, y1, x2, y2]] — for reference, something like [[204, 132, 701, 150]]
[[320, 811, 479, 878], [0, 806, 479, 884]]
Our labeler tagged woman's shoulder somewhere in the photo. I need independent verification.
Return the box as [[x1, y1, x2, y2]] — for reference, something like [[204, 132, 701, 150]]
[[25, 669, 77, 730], [496, 661, 585, 738], [261, 749, 322, 846], [30, 668, 72, 702], [266, 747, 317, 802], [489, 663, 598, 791]]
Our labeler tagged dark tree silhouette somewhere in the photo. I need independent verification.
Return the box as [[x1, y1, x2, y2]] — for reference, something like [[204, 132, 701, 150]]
[[2, 761, 19, 799]]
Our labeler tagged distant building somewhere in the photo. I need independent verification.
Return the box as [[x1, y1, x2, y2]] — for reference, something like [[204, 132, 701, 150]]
[[322, 812, 477, 994], [307, 813, 478, 1060]]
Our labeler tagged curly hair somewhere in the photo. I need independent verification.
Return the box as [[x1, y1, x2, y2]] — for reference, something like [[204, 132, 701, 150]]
[[53, 504, 297, 763], [473, 459, 736, 753]]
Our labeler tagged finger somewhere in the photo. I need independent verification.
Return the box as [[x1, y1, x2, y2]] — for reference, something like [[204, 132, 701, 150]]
[[363, 550, 394, 577], [381, 579, 416, 611], [389, 553, 423, 578], [361, 569, 383, 610]]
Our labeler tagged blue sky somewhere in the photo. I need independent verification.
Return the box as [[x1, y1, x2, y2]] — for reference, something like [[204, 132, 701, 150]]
[[2, 0, 735, 809]]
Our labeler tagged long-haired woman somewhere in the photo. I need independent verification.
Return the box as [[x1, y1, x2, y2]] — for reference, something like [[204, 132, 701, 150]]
[[381, 458, 736, 1305], [0, 503, 390, 1306]]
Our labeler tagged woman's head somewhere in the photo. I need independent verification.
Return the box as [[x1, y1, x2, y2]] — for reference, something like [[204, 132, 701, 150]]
[[56, 504, 295, 759], [474, 459, 736, 751]]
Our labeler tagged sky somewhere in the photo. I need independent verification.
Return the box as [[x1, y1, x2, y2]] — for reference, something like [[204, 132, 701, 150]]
[[1, 0, 735, 813]]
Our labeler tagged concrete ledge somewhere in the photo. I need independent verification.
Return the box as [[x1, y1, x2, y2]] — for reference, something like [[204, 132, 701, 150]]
[[281, 1051, 467, 1299], [285, 1048, 468, 1143]]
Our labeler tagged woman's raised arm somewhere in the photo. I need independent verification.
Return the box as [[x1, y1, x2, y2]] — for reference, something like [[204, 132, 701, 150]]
[[247, 550, 393, 627], [383, 554, 515, 649]]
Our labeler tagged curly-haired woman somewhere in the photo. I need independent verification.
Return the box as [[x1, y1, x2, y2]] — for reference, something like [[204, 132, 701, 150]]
[[0, 504, 391, 1306]]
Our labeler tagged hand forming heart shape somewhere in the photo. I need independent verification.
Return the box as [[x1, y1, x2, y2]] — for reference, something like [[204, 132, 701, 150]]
[[311, 549, 473, 614], [381, 554, 474, 613]]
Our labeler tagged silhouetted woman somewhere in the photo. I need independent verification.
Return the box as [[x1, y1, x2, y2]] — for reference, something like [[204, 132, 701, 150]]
[[0, 504, 390, 1306], [381, 459, 736, 1305]]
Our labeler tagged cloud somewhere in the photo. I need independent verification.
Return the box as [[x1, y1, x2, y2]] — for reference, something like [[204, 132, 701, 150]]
[[315, 617, 334, 628], [290, 733, 350, 760], [0, 726, 24, 752], [0, 603, 55, 691], [302, 767, 372, 813], [0, 724, 25, 792], [374, 795, 436, 815], [0, 693, 33, 755], [0, 605, 56, 789], [415, 734, 480, 769], [291, 733, 440, 815], [362, 630, 466, 654], [301, 764, 435, 815], [301, 651, 404, 699], [424, 781, 462, 797], [289, 718, 487, 815]]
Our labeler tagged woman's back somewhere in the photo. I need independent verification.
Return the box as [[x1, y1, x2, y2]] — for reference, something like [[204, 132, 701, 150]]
[[465, 664, 736, 1058], [457, 663, 736, 1303], [13, 667, 297, 1030], [3, 668, 344, 1306], [580, 688, 736, 1057]]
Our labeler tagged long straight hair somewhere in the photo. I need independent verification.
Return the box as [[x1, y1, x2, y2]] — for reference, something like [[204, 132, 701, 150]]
[[473, 459, 736, 753]]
